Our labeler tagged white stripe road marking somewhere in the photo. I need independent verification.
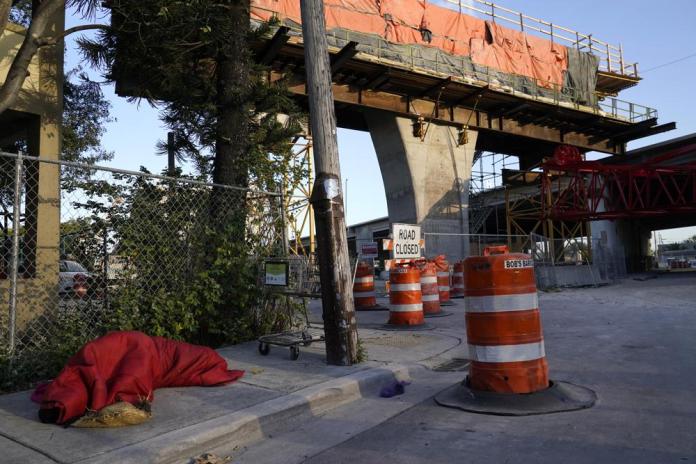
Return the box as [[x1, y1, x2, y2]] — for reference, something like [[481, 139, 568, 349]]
[[465, 292, 538, 313], [391, 283, 421, 292], [420, 276, 438, 284], [390, 303, 423, 312], [354, 276, 374, 284], [422, 294, 439, 302], [354, 291, 376, 298], [468, 341, 545, 363]]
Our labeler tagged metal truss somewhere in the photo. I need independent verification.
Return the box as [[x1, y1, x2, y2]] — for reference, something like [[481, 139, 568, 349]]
[[542, 153, 696, 222]]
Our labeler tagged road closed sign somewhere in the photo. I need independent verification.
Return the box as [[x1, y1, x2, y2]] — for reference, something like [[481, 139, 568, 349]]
[[392, 223, 422, 259]]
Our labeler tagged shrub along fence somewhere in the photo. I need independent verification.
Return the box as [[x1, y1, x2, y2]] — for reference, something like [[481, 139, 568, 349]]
[[0, 151, 293, 391]]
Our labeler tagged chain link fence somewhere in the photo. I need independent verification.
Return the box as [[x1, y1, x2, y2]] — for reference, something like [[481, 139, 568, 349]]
[[422, 232, 532, 260], [530, 233, 627, 289], [0, 152, 288, 391], [421, 231, 628, 290]]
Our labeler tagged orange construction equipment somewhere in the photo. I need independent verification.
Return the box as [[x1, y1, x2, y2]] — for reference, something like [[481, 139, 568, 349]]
[[464, 245, 548, 394], [388, 265, 424, 326], [353, 261, 378, 310], [431, 255, 452, 305], [418, 262, 441, 316], [451, 261, 465, 298]]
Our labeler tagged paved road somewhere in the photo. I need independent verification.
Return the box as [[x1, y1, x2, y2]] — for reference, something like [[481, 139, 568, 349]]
[[299, 274, 696, 464]]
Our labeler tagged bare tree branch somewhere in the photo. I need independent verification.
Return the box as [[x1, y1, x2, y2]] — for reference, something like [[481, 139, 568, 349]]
[[0, 0, 107, 115], [36, 23, 108, 46]]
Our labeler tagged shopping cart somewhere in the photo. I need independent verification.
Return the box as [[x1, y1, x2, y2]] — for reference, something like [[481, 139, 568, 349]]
[[257, 256, 324, 360]]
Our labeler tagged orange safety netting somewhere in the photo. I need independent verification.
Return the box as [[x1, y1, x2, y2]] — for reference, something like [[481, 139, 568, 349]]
[[251, 0, 568, 87]]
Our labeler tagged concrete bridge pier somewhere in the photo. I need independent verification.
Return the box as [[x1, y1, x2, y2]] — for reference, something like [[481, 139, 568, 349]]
[[592, 218, 652, 274], [364, 110, 478, 262]]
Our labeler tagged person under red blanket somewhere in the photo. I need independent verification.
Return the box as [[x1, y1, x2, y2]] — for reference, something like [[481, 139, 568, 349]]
[[32, 331, 244, 425]]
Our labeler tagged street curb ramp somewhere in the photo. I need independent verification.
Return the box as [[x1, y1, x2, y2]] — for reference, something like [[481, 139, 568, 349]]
[[78, 365, 410, 464]]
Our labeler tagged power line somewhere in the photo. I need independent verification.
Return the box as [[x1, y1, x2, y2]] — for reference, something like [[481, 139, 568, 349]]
[[642, 52, 696, 73]]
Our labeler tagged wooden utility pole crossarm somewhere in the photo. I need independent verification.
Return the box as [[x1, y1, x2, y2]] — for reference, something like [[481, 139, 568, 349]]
[[300, 0, 358, 365]]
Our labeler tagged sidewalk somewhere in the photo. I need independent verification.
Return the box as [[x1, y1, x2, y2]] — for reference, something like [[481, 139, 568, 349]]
[[0, 295, 469, 464]]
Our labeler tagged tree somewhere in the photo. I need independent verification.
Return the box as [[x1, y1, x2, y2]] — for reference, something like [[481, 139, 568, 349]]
[[0, 0, 107, 115], [77, 1, 302, 192], [61, 67, 114, 189], [74, 1, 305, 342]]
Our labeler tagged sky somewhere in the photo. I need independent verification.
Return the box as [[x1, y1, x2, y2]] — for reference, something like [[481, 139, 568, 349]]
[[63, 0, 696, 242]]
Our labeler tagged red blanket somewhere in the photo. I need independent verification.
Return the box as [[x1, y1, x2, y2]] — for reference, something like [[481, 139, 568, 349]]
[[33, 331, 244, 424]]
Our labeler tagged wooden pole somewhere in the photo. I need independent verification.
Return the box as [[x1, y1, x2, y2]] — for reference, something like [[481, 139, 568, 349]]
[[167, 132, 176, 176], [300, 0, 358, 365]]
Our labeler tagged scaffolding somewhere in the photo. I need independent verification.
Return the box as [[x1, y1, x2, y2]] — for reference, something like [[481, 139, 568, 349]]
[[284, 136, 315, 256]]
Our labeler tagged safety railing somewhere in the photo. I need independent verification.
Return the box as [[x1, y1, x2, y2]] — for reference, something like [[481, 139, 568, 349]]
[[437, 0, 638, 77]]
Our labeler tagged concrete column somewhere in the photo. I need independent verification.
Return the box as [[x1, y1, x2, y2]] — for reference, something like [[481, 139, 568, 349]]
[[17, 6, 63, 329], [592, 200, 651, 274], [364, 110, 477, 261]]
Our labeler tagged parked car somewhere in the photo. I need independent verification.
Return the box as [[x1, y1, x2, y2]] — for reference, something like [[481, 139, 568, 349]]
[[59, 260, 93, 298]]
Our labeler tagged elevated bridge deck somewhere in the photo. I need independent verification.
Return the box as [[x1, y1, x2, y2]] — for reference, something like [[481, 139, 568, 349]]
[[255, 24, 670, 159]]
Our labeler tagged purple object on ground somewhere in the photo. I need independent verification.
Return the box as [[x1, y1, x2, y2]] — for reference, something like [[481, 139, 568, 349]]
[[380, 380, 411, 398]]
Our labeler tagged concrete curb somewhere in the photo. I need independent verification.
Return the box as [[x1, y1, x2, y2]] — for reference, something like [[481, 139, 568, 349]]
[[76, 365, 410, 464]]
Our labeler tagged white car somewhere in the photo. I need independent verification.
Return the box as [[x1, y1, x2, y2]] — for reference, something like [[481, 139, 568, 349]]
[[58, 260, 91, 297]]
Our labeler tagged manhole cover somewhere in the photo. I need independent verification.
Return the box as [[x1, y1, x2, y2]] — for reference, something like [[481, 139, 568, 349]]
[[432, 358, 470, 372], [361, 333, 438, 348]]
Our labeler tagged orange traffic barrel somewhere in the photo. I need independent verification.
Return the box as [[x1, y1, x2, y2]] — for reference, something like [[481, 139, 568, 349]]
[[388, 265, 424, 326], [354, 261, 378, 310], [451, 261, 465, 298], [464, 245, 548, 394], [419, 262, 441, 316], [431, 256, 452, 305]]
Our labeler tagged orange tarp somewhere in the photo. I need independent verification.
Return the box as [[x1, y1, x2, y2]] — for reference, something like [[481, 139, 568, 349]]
[[251, 0, 568, 87]]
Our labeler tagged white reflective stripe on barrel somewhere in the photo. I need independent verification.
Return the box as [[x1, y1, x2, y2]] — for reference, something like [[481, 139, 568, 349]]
[[465, 292, 538, 313], [452, 284, 464, 289], [422, 294, 439, 302], [390, 303, 423, 312], [438, 286, 449, 291], [437, 272, 449, 277], [453, 272, 464, 277], [391, 283, 421, 292], [354, 276, 374, 284], [468, 341, 545, 363], [354, 291, 376, 298], [420, 276, 438, 284]]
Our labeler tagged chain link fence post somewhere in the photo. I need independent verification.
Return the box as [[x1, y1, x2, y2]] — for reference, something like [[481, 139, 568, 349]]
[[8, 153, 23, 357]]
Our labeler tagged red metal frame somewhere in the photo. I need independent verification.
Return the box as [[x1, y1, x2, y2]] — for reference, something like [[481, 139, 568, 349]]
[[542, 147, 696, 221]]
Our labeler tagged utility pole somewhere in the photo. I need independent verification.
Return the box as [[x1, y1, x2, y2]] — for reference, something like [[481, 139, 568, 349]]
[[300, 0, 358, 365], [167, 132, 176, 176]]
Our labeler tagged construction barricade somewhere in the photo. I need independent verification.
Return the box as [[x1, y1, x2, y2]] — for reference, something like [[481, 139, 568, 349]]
[[464, 245, 548, 393], [417, 262, 441, 316], [353, 261, 385, 310], [431, 255, 453, 306], [387, 264, 425, 327], [434, 245, 597, 415], [451, 261, 465, 298]]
